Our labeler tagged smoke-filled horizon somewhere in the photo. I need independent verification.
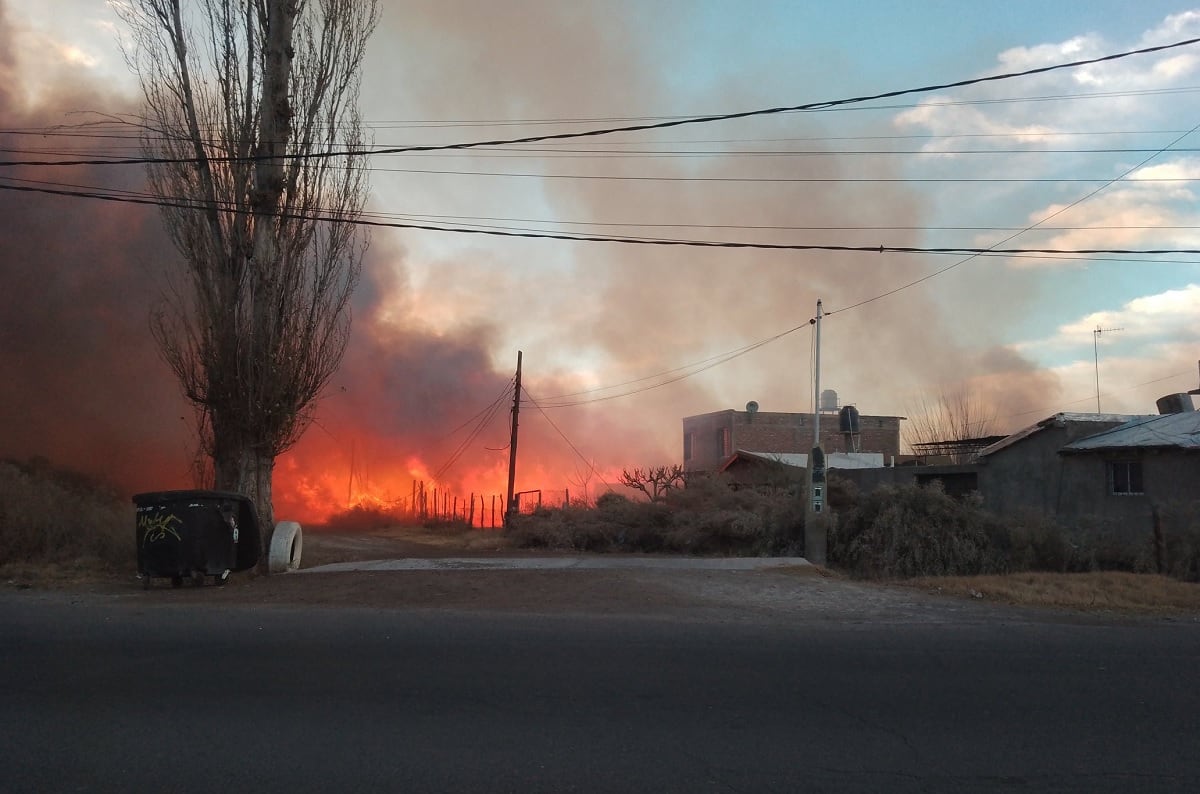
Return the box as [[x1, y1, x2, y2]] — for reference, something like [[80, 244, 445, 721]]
[[4, 0, 1198, 523]]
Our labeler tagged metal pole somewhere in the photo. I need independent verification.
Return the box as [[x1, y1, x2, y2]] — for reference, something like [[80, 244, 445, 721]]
[[505, 351, 522, 527], [1093, 326, 1123, 413]]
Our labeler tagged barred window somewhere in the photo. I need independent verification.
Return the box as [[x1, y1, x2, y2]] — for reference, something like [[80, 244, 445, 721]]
[[1109, 460, 1143, 495]]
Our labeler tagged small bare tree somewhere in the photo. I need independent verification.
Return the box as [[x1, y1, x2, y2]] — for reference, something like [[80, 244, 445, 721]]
[[567, 458, 598, 507], [118, 0, 379, 569], [904, 387, 999, 464], [619, 465, 688, 502]]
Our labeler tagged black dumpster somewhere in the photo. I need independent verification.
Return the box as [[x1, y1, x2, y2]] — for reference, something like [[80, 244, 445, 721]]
[[134, 490, 262, 588]]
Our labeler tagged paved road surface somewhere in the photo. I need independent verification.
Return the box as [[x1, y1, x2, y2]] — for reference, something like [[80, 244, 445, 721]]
[[2, 585, 1198, 792]]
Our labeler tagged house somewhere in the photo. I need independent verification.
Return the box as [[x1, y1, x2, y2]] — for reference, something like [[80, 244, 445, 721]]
[[976, 396, 1200, 526], [1055, 409, 1200, 524], [682, 406, 903, 473], [975, 412, 1146, 518]]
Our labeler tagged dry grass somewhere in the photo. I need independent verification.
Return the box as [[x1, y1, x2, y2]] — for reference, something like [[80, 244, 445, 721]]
[[0, 459, 131, 579], [901, 571, 1200, 614]]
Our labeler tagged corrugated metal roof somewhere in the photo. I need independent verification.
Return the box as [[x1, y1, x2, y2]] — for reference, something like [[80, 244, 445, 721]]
[[1063, 411, 1200, 452], [978, 412, 1147, 458]]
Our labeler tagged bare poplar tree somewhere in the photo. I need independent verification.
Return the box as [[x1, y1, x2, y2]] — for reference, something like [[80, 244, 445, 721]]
[[118, 0, 379, 568], [903, 388, 999, 464]]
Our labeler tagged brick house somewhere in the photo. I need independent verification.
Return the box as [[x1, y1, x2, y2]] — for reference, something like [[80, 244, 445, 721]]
[[682, 407, 903, 472]]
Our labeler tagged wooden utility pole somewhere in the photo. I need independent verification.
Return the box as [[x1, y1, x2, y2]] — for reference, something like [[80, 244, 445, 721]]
[[505, 351, 523, 527]]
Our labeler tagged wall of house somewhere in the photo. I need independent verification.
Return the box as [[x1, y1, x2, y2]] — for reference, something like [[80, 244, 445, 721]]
[[977, 420, 1129, 519], [1054, 451, 1200, 530], [682, 410, 903, 471], [978, 428, 1074, 517]]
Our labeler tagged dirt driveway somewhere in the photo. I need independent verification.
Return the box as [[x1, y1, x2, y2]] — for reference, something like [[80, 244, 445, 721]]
[[84, 527, 1067, 625]]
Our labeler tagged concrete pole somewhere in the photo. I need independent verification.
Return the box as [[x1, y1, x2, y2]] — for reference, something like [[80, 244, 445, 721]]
[[805, 300, 827, 565], [813, 299, 822, 449]]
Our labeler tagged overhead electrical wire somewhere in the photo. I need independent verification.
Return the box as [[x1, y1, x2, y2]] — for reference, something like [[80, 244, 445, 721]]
[[537, 325, 813, 408], [5, 126, 1197, 157], [2, 36, 1197, 169], [5, 175, 1200, 257], [823, 119, 1200, 319], [1003, 370, 1196, 420], [429, 378, 514, 482], [320, 167, 1200, 183], [2, 38, 1194, 416], [520, 387, 614, 491]]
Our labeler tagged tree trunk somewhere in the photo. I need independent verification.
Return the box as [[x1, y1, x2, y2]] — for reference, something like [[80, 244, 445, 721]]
[[214, 443, 276, 573]]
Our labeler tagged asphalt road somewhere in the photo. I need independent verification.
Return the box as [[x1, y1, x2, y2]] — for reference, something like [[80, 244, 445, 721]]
[[2, 589, 1199, 793]]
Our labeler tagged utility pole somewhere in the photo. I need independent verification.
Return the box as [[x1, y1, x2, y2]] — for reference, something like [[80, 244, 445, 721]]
[[504, 350, 522, 527], [812, 298, 822, 449], [1093, 325, 1123, 413], [805, 299, 827, 566]]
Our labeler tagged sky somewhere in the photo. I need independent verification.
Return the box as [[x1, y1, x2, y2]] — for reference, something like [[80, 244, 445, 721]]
[[2, 0, 1199, 522]]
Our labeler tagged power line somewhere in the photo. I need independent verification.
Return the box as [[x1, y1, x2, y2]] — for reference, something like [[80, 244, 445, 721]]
[[1003, 370, 1195, 420], [824, 119, 1200, 318], [537, 325, 812, 408], [7, 179, 1200, 256], [429, 379, 515, 482], [3, 36, 1197, 169], [520, 387, 613, 492], [312, 166, 1200, 183]]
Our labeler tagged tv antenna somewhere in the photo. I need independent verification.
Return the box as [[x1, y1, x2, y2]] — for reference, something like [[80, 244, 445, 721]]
[[1093, 325, 1123, 413]]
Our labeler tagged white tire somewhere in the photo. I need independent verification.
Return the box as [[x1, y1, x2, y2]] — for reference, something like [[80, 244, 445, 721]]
[[269, 521, 303, 573]]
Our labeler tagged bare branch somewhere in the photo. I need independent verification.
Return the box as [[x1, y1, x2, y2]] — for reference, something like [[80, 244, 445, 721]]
[[119, 0, 379, 565]]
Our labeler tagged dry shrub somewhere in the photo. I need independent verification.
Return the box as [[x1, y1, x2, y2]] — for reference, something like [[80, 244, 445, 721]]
[[1156, 500, 1200, 582], [0, 459, 131, 571], [830, 482, 1007, 578], [999, 511, 1073, 572], [831, 485, 1200, 582], [663, 476, 803, 555], [320, 503, 406, 533], [505, 477, 804, 556]]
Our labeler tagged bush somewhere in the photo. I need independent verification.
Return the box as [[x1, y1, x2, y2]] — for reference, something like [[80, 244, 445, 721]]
[[505, 476, 804, 556], [507, 473, 1200, 582], [0, 459, 131, 571], [829, 484, 1200, 582], [1153, 501, 1200, 582], [829, 482, 1007, 578]]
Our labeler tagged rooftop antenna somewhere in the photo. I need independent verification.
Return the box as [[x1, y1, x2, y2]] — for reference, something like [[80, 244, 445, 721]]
[[1093, 325, 1123, 413]]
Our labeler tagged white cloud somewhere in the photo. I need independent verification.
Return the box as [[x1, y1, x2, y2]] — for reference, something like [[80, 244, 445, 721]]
[[894, 13, 1200, 146], [1018, 284, 1200, 349]]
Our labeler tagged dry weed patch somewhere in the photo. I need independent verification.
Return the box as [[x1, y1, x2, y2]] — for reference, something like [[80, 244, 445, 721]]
[[903, 571, 1200, 614], [0, 459, 131, 577]]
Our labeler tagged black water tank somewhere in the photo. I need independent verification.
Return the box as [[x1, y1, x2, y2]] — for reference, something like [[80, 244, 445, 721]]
[[1156, 393, 1195, 414], [839, 405, 860, 433]]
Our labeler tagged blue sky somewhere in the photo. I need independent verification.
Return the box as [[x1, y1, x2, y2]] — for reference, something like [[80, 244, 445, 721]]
[[7, 1, 1200, 478]]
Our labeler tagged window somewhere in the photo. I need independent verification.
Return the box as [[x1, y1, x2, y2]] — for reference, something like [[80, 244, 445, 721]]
[[683, 432, 694, 461], [715, 427, 731, 458], [1109, 460, 1143, 495]]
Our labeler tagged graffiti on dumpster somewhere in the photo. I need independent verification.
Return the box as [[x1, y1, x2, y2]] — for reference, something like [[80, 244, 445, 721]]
[[138, 512, 183, 546]]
